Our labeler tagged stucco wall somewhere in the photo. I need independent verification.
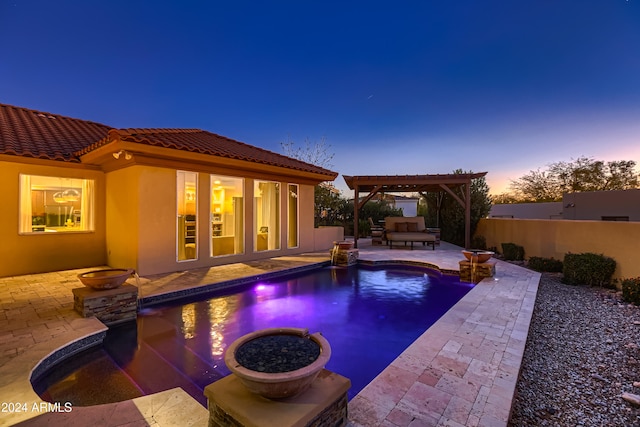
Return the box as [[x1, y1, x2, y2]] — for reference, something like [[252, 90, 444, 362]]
[[313, 226, 345, 251], [0, 159, 106, 278], [1, 158, 334, 278], [396, 199, 418, 217], [476, 218, 640, 280], [104, 165, 327, 276], [563, 189, 640, 221], [106, 167, 141, 272], [489, 202, 564, 219]]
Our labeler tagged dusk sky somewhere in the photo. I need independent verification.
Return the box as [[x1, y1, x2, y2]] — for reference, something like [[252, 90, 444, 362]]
[[2, 1, 639, 195]]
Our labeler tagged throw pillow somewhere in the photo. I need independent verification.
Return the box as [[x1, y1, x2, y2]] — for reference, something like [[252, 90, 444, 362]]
[[395, 222, 408, 232], [407, 222, 418, 232]]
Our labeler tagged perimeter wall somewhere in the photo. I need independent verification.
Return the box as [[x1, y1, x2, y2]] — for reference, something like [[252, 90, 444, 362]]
[[476, 218, 640, 281]]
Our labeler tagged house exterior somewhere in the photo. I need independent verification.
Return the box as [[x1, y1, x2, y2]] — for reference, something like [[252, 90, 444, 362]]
[[490, 190, 640, 221], [562, 189, 640, 221], [357, 193, 420, 216], [0, 104, 339, 277], [392, 195, 419, 217], [489, 202, 564, 219]]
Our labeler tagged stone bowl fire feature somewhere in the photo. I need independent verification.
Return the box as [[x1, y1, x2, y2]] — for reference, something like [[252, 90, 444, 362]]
[[77, 268, 135, 290], [224, 327, 332, 399], [462, 250, 495, 263]]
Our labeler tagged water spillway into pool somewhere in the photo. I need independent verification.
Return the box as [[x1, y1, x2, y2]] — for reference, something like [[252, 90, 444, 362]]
[[33, 265, 473, 407]]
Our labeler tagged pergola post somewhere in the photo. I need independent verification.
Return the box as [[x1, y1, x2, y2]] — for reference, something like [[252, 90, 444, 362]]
[[353, 184, 359, 248], [342, 173, 486, 250], [465, 181, 471, 249]]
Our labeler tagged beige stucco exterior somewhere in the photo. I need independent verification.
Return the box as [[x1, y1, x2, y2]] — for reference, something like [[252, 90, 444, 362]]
[[0, 158, 107, 277], [476, 218, 640, 280], [1, 146, 339, 278], [106, 164, 324, 276]]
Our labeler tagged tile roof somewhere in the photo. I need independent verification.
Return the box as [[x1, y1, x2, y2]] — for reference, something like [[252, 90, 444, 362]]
[[0, 103, 111, 162], [79, 128, 337, 176], [0, 104, 337, 177]]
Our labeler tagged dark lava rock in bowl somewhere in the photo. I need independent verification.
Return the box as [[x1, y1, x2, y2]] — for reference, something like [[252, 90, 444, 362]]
[[224, 327, 331, 399]]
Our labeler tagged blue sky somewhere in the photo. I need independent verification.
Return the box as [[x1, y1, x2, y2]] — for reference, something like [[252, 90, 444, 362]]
[[2, 1, 639, 194]]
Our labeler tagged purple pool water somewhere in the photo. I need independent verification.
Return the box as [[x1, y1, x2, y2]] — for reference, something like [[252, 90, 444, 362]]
[[35, 265, 473, 406]]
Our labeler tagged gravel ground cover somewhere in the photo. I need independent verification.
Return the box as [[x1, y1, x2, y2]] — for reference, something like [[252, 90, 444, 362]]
[[509, 272, 640, 426]]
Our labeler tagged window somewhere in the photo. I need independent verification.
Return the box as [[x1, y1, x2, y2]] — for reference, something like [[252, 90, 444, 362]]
[[19, 175, 94, 233], [211, 175, 244, 257], [288, 184, 299, 248], [177, 171, 198, 261], [254, 181, 280, 251]]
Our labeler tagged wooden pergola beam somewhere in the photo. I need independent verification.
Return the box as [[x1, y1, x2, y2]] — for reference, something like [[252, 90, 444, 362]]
[[343, 173, 486, 249], [356, 185, 383, 210]]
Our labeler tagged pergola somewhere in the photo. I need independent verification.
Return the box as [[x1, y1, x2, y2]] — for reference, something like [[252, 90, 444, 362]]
[[343, 173, 488, 249]]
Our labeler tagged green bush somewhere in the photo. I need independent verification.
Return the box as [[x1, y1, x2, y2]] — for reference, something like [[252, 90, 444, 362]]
[[358, 219, 370, 238], [621, 277, 640, 305], [527, 256, 563, 272], [471, 235, 487, 250], [501, 243, 525, 261], [562, 252, 616, 287]]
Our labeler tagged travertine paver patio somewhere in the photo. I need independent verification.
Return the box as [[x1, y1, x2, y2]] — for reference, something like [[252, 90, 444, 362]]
[[0, 241, 539, 427]]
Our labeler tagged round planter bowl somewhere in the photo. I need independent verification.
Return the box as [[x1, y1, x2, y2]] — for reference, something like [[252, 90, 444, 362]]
[[224, 327, 331, 399], [335, 241, 354, 250], [77, 268, 135, 290], [462, 250, 494, 263]]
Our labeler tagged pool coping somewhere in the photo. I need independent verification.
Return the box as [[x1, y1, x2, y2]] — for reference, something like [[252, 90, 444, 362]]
[[0, 245, 539, 426], [139, 260, 331, 307], [348, 256, 540, 426]]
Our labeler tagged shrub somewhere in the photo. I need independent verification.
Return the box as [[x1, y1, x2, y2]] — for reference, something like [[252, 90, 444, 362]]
[[358, 219, 370, 238], [527, 256, 563, 273], [501, 243, 525, 261], [622, 277, 640, 305], [562, 252, 616, 287], [471, 235, 487, 250]]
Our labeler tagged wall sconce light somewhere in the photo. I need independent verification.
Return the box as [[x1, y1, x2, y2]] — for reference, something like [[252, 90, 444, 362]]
[[113, 150, 132, 160]]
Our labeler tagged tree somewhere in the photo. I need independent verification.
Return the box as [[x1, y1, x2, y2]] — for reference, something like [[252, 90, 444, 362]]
[[355, 199, 402, 237], [280, 136, 334, 169], [280, 136, 342, 227], [491, 193, 522, 204], [314, 182, 348, 227], [422, 170, 492, 247], [508, 156, 640, 202]]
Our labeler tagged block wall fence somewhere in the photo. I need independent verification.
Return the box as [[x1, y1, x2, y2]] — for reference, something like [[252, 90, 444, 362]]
[[476, 218, 640, 281]]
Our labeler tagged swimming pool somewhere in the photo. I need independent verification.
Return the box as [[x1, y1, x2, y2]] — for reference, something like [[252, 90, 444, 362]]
[[34, 265, 473, 406]]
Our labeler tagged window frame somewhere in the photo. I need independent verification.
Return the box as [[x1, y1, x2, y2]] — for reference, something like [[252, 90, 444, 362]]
[[210, 174, 245, 257], [177, 170, 198, 262], [253, 180, 281, 252], [18, 174, 95, 235], [287, 184, 299, 248]]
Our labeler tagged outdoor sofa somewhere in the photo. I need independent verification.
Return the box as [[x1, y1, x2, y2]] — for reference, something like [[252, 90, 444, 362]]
[[384, 216, 437, 250]]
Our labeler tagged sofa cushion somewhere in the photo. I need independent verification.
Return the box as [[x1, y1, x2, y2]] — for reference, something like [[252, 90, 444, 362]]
[[395, 222, 408, 232], [385, 216, 426, 233], [407, 222, 418, 232], [386, 232, 435, 242]]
